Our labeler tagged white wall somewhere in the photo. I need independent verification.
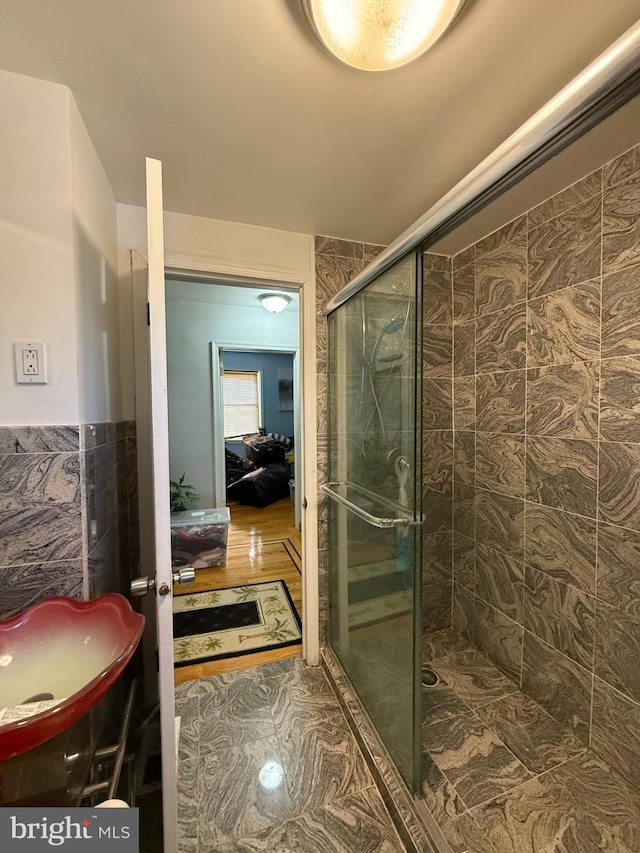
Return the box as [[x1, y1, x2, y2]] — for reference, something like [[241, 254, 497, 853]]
[[166, 281, 299, 508], [70, 97, 121, 424], [0, 70, 79, 425], [116, 203, 314, 421]]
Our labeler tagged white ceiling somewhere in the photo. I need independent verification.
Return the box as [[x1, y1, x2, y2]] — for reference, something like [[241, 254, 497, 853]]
[[1, 0, 640, 245]]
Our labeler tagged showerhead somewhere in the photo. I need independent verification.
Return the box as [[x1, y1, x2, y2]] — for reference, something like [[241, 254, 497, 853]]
[[381, 315, 405, 334]]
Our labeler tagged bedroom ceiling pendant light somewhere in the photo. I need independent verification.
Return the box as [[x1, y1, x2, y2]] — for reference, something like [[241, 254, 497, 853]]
[[303, 0, 464, 71], [259, 293, 291, 314]]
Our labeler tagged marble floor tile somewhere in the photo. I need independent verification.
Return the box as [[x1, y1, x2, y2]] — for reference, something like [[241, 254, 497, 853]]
[[276, 709, 373, 814], [423, 711, 530, 808], [471, 752, 640, 853], [264, 665, 343, 729], [199, 679, 276, 753], [424, 627, 471, 660], [429, 647, 518, 709], [197, 734, 296, 849], [209, 787, 406, 853], [177, 757, 198, 852], [176, 695, 199, 762], [422, 683, 471, 726], [474, 691, 585, 775]]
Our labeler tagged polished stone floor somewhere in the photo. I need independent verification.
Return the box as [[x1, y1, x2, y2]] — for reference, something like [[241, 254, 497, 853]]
[[422, 628, 640, 852], [175, 657, 406, 853]]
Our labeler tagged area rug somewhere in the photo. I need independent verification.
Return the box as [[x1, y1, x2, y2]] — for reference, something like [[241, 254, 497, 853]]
[[173, 579, 302, 666], [348, 559, 412, 629]]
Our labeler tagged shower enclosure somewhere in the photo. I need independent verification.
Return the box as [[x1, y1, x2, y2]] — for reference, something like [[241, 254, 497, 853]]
[[324, 252, 423, 790], [322, 21, 640, 853]]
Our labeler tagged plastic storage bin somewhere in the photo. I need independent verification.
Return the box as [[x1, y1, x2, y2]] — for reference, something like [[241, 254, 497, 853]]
[[170, 507, 230, 568]]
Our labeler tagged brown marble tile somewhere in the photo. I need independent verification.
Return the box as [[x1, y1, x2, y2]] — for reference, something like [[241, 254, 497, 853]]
[[524, 567, 595, 668], [419, 746, 468, 830], [595, 598, 640, 705], [423, 378, 452, 431], [453, 261, 474, 322], [424, 430, 453, 491], [423, 266, 452, 324], [472, 598, 523, 684], [597, 522, 640, 619], [364, 242, 386, 263], [601, 264, 640, 358], [525, 436, 598, 518], [526, 361, 599, 439], [476, 304, 526, 373], [600, 355, 640, 442], [524, 502, 596, 593], [603, 142, 640, 189], [453, 533, 475, 591], [454, 376, 475, 430], [423, 627, 471, 661], [475, 241, 526, 317], [452, 583, 475, 641], [475, 433, 525, 498], [453, 431, 474, 486], [429, 644, 517, 709], [453, 481, 475, 539], [471, 752, 640, 853], [527, 279, 600, 367], [475, 489, 524, 557], [521, 631, 592, 742], [422, 684, 470, 727], [475, 542, 523, 623], [453, 245, 475, 271], [475, 691, 585, 776], [315, 254, 363, 313], [603, 169, 640, 274], [528, 195, 601, 299], [476, 215, 527, 259], [453, 321, 475, 377], [528, 169, 602, 229], [315, 235, 364, 260], [423, 324, 452, 378], [598, 440, 640, 532], [423, 711, 530, 809], [476, 370, 525, 434], [591, 676, 640, 791]]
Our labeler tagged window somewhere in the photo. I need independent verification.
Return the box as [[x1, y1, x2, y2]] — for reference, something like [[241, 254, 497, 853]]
[[222, 370, 262, 438]]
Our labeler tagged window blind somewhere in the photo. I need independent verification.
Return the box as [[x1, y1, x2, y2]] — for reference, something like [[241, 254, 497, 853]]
[[223, 370, 261, 438]]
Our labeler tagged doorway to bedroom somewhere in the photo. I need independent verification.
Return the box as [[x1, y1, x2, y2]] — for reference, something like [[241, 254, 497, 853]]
[[164, 278, 303, 684]]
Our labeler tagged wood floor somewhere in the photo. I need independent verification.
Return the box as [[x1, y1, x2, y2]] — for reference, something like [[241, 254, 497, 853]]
[[174, 498, 302, 685]]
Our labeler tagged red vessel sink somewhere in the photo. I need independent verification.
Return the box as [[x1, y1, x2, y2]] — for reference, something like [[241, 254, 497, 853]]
[[0, 595, 144, 761]]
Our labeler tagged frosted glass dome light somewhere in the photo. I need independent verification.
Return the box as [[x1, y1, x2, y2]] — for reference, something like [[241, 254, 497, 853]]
[[304, 0, 464, 71], [259, 293, 291, 313]]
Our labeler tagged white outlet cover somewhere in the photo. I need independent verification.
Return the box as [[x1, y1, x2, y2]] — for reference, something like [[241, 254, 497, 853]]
[[14, 341, 48, 384]]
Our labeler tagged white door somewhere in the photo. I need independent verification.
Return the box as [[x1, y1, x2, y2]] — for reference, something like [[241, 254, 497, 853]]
[[131, 157, 178, 852]]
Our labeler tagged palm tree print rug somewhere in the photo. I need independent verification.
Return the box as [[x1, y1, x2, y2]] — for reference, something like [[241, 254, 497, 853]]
[[172, 580, 302, 666]]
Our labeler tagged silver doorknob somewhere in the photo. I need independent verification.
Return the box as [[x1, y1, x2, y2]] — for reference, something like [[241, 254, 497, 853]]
[[130, 576, 156, 597], [172, 567, 195, 586]]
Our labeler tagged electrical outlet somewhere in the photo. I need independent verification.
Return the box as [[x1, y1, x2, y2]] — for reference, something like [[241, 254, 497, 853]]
[[14, 342, 48, 384]]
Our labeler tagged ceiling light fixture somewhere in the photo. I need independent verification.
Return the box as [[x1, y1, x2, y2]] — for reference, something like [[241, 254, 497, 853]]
[[303, 0, 464, 71], [259, 293, 291, 314]]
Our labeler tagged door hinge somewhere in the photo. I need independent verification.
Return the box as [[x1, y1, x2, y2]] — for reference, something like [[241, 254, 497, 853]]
[[146, 302, 150, 326]]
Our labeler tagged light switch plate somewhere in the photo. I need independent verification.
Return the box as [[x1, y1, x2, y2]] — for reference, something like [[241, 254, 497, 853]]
[[14, 341, 48, 384]]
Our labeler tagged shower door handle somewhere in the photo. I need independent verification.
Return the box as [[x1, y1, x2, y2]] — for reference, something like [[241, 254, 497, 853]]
[[321, 483, 424, 529]]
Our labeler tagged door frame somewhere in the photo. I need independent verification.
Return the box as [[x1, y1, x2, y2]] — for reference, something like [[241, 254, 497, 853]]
[[138, 250, 319, 666], [212, 341, 301, 527]]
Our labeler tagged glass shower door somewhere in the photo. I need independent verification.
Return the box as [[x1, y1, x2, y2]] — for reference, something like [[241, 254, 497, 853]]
[[325, 252, 423, 790]]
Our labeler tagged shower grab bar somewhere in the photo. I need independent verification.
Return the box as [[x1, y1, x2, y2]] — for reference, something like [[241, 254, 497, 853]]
[[321, 481, 423, 528]]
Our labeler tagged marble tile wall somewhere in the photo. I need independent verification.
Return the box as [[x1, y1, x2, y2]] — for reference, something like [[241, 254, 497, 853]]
[[0, 421, 138, 619], [450, 140, 640, 790]]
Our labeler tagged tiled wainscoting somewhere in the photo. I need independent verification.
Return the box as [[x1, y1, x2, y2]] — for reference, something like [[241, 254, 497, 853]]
[[0, 421, 138, 619]]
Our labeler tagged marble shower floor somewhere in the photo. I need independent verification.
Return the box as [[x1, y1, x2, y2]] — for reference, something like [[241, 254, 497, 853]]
[[422, 628, 640, 852], [175, 657, 406, 853]]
